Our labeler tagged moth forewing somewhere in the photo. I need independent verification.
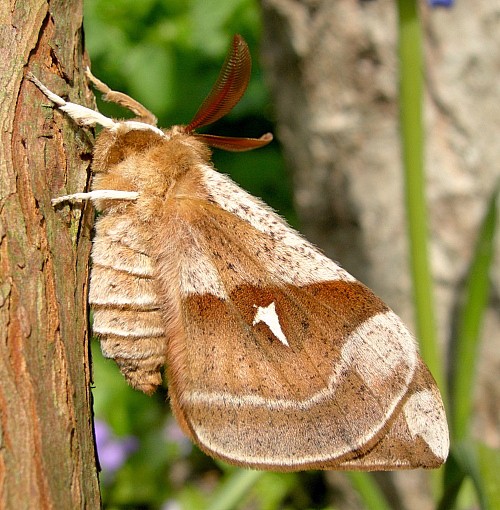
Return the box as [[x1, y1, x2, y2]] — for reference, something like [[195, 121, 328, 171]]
[[30, 34, 449, 471], [164, 188, 449, 469]]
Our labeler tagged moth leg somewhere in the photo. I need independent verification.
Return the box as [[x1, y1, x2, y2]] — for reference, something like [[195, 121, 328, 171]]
[[28, 73, 116, 129], [85, 68, 158, 126], [52, 190, 139, 206]]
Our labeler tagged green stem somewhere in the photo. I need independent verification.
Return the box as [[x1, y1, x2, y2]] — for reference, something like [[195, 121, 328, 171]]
[[347, 472, 391, 510], [396, 0, 446, 401], [205, 469, 263, 510], [451, 186, 498, 441]]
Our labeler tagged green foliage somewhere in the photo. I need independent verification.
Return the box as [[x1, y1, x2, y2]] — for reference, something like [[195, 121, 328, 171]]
[[438, 189, 499, 510], [346, 472, 391, 510], [450, 185, 499, 443], [85, 0, 499, 509], [85, 0, 265, 125]]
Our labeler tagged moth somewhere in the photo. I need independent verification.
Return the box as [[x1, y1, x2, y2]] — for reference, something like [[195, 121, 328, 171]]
[[29, 35, 449, 471]]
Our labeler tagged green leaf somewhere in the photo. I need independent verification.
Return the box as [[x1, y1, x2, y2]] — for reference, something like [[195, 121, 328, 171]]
[[396, 0, 445, 398], [477, 442, 500, 510], [205, 469, 264, 510], [347, 472, 391, 510], [438, 448, 467, 510], [450, 184, 499, 442], [439, 440, 500, 510]]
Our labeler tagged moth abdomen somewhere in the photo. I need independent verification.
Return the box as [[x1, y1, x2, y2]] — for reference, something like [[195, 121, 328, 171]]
[[102, 342, 167, 395], [91, 288, 168, 394], [90, 207, 169, 393]]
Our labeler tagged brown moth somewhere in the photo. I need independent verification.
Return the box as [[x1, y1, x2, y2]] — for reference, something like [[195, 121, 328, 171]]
[[29, 35, 449, 471]]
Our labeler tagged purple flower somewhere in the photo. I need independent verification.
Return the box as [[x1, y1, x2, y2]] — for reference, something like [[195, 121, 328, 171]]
[[428, 0, 454, 7], [94, 419, 139, 474], [163, 416, 192, 455]]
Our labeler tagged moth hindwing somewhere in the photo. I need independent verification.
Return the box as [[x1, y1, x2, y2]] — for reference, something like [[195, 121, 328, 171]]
[[30, 35, 449, 471]]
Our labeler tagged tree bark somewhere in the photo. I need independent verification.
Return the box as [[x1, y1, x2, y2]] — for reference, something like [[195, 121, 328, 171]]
[[0, 1, 100, 507]]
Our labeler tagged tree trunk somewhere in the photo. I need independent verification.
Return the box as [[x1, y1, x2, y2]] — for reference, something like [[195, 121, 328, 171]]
[[0, 1, 100, 507]]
